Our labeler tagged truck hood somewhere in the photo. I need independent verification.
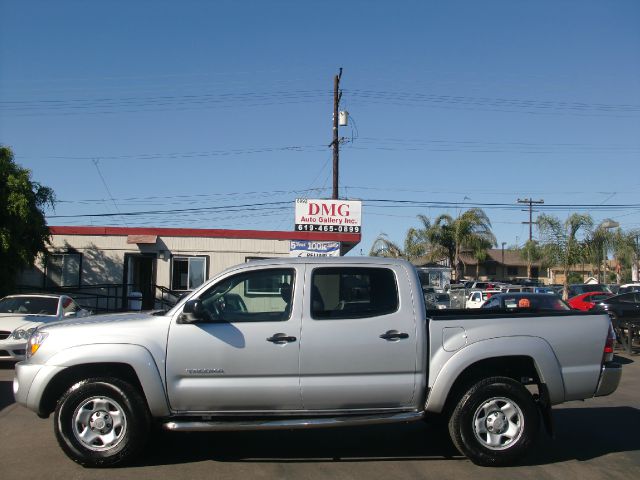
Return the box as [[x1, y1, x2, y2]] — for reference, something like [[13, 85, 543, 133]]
[[0, 313, 55, 332], [40, 311, 156, 332], [32, 311, 172, 368]]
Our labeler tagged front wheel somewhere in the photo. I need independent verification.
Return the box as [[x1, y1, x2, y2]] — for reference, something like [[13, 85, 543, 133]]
[[54, 377, 150, 467], [448, 376, 540, 466]]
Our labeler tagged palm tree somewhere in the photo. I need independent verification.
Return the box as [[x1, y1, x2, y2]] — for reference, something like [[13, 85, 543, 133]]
[[426, 208, 496, 280], [611, 228, 640, 283], [471, 238, 493, 280], [369, 215, 431, 262], [519, 240, 543, 279], [583, 222, 613, 282], [537, 213, 593, 300], [369, 233, 404, 258]]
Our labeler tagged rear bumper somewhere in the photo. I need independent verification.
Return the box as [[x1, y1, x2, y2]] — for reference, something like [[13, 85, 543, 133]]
[[594, 362, 622, 397]]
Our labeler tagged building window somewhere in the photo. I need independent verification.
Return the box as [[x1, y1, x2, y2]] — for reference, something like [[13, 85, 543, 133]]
[[531, 266, 539, 278], [486, 263, 497, 276], [172, 256, 207, 291], [507, 266, 519, 276], [46, 253, 81, 287], [311, 267, 399, 320]]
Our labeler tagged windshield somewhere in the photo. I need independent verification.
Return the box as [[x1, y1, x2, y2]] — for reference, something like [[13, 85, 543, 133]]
[[0, 296, 59, 315]]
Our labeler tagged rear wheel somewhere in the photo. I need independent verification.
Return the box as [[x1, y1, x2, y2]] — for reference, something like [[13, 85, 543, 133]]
[[448, 376, 539, 466], [54, 377, 150, 467]]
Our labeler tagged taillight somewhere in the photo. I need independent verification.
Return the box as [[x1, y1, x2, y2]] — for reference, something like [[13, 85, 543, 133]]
[[603, 322, 615, 363]]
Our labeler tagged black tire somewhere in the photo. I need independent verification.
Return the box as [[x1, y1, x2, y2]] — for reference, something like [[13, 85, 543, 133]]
[[448, 376, 539, 467], [54, 377, 150, 467]]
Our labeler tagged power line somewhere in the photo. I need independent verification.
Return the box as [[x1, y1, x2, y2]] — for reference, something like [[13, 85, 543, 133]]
[[26, 144, 327, 162], [4, 88, 638, 118], [91, 159, 128, 227], [46, 197, 640, 220]]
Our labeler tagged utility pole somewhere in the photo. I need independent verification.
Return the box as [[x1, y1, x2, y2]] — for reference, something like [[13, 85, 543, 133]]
[[518, 198, 544, 241], [331, 68, 343, 200], [518, 198, 544, 280]]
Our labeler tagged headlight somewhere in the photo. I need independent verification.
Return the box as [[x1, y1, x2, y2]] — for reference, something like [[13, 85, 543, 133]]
[[26, 331, 48, 359], [11, 328, 37, 340]]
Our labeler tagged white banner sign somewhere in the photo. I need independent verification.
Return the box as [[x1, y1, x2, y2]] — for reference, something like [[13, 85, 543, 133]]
[[289, 240, 341, 257], [294, 199, 362, 233]]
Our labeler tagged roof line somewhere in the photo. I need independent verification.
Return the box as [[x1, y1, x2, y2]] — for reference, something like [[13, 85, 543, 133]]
[[49, 225, 361, 243]]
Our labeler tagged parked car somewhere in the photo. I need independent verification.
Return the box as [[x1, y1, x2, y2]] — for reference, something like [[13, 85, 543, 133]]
[[567, 283, 611, 298], [593, 292, 640, 324], [0, 294, 91, 361], [618, 283, 640, 294], [468, 281, 501, 291], [14, 257, 620, 468], [465, 289, 501, 308], [481, 293, 571, 311], [606, 284, 621, 295], [567, 292, 613, 311], [434, 293, 451, 309], [533, 286, 556, 294]]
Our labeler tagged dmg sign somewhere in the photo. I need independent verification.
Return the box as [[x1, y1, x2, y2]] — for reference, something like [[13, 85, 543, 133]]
[[295, 199, 362, 233]]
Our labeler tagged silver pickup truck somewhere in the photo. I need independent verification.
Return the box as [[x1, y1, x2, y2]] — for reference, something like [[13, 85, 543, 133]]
[[13, 257, 621, 467]]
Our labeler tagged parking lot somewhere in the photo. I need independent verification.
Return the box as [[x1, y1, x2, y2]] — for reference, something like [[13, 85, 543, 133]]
[[1, 354, 639, 480]]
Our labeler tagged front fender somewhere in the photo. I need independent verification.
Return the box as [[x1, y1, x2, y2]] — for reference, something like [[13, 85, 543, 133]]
[[425, 336, 565, 413], [28, 343, 170, 417]]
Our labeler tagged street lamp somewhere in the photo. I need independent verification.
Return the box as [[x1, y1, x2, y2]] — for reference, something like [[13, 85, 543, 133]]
[[501, 242, 506, 281], [600, 219, 619, 284]]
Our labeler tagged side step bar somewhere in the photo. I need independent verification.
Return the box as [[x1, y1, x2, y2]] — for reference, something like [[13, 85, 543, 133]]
[[163, 411, 424, 432]]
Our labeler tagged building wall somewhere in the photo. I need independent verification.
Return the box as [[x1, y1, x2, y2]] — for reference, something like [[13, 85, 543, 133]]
[[29, 234, 292, 288]]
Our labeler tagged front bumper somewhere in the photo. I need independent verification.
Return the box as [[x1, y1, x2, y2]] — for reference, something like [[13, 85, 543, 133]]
[[594, 361, 622, 397], [0, 339, 27, 361], [13, 361, 65, 415]]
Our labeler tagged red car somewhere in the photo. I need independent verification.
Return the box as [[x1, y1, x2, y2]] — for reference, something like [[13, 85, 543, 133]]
[[567, 291, 613, 311]]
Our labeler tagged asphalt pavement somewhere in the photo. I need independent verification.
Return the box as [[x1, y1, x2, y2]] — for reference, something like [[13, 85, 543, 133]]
[[1, 353, 639, 480]]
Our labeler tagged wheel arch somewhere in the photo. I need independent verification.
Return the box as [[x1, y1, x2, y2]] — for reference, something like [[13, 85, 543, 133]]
[[425, 336, 565, 414], [33, 344, 170, 418]]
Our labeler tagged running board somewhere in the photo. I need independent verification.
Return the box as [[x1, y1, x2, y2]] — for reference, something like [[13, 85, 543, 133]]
[[163, 411, 424, 432]]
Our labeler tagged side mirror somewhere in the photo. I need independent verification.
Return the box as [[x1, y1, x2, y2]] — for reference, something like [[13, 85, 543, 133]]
[[179, 299, 205, 323]]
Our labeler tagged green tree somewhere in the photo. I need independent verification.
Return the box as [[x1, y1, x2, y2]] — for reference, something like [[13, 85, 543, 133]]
[[537, 213, 593, 300], [425, 208, 496, 280], [583, 222, 613, 282], [369, 216, 431, 262], [611, 228, 640, 283], [0, 146, 55, 295], [519, 240, 543, 279], [471, 238, 493, 280]]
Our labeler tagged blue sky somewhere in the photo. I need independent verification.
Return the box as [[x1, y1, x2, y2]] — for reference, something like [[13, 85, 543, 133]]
[[1, 0, 639, 254]]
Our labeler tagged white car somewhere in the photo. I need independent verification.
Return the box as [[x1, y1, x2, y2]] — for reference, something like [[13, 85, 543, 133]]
[[465, 289, 501, 309], [618, 283, 640, 294], [0, 294, 91, 361]]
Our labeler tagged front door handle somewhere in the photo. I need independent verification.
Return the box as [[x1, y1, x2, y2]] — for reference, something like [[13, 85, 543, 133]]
[[380, 330, 409, 341], [267, 333, 297, 344]]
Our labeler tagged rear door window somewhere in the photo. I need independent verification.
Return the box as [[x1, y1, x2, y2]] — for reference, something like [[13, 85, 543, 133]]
[[311, 267, 398, 319]]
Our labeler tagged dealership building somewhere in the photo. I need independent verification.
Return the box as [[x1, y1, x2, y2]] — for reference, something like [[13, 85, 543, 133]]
[[17, 200, 363, 312]]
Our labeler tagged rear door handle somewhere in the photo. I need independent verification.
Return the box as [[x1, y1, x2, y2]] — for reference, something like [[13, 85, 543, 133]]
[[379, 330, 409, 341], [267, 333, 297, 344]]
